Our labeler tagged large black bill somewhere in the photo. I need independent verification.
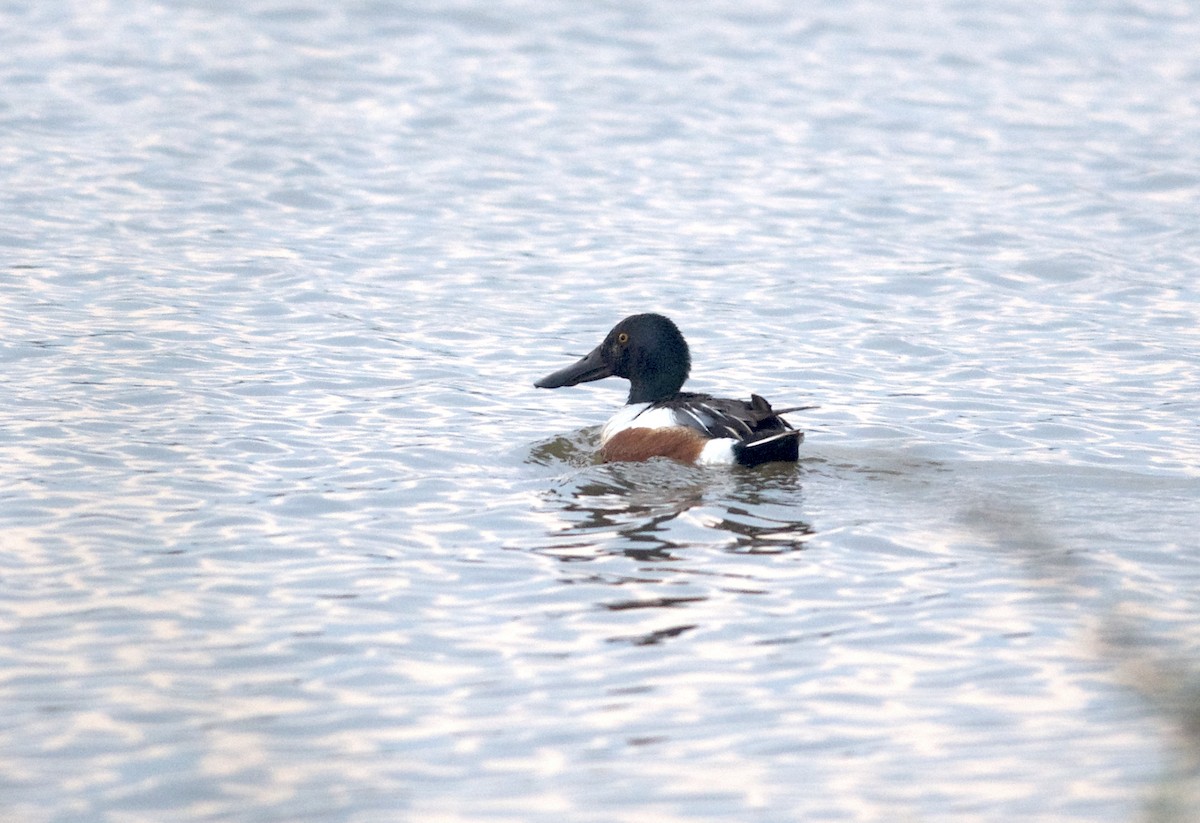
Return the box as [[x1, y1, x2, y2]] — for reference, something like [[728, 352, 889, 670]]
[[534, 345, 613, 389]]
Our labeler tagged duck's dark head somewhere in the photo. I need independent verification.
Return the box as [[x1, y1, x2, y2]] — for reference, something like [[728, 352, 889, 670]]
[[534, 313, 691, 404]]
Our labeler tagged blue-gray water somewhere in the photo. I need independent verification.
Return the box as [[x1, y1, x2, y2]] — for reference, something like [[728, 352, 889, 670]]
[[2, 1, 1198, 821]]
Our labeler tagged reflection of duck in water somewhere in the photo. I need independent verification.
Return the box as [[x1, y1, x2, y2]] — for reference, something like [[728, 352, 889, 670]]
[[536, 313, 809, 467]]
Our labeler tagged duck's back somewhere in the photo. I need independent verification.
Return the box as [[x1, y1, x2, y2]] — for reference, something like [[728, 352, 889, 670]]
[[655, 392, 795, 440]]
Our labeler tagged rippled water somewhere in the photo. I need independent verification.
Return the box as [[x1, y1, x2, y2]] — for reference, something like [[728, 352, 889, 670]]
[[2, 1, 1199, 821]]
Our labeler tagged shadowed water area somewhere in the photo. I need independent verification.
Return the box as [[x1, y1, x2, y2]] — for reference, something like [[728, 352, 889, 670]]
[[1, 1, 1198, 821]]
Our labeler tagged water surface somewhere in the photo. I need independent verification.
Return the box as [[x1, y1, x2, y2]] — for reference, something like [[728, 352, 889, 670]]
[[2, 1, 1198, 821]]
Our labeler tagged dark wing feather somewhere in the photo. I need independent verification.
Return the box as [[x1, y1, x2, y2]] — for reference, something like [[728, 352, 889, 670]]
[[655, 392, 799, 441]]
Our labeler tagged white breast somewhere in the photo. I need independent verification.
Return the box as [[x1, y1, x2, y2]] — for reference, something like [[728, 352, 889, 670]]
[[599, 403, 679, 444]]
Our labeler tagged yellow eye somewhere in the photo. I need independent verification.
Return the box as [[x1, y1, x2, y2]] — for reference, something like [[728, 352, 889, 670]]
[[617, 332, 629, 344]]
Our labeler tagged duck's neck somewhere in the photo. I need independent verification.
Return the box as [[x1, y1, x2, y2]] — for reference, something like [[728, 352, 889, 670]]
[[627, 375, 685, 405]]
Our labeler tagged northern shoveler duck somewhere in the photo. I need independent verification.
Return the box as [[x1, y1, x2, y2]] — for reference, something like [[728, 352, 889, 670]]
[[535, 313, 806, 467]]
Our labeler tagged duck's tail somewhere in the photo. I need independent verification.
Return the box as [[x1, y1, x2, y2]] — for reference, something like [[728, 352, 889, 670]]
[[733, 429, 804, 467]]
